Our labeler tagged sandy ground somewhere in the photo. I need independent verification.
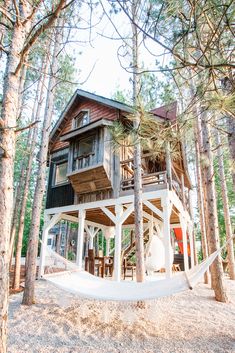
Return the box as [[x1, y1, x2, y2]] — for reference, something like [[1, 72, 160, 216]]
[[8, 277, 235, 353]]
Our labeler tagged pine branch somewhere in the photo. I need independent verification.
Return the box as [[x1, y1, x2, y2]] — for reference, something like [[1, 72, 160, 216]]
[[0, 5, 14, 25], [15, 0, 67, 75]]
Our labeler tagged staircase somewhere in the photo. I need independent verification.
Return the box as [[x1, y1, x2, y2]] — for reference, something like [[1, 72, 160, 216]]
[[122, 228, 150, 263]]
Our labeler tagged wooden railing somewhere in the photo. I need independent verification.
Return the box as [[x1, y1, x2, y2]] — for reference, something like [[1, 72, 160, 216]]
[[121, 170, 167, 190], [120, 160, 190, 213], [73, 152, 95, 170], [171, 167, 190, 212]]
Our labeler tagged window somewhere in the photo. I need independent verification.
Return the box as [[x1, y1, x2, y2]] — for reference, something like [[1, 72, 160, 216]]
[[73, 136, 95, 170], [54, 162, 68, 185], [78, 136, 94, 156], [73, 110, 89, 129]]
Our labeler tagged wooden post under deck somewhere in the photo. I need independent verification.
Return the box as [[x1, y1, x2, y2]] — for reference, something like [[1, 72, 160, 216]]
[[162, 194, 173, 278], [38, 214, 50, 277], [113, 205, 123, 281], [180, 214, 189, 271], [76, 209, 86, 269]]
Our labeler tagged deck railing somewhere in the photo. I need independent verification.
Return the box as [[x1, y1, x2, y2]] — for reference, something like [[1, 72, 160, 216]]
[[120, 160, 190, 212], [72, 152, 95, 171], [120, 170, 167, 190]]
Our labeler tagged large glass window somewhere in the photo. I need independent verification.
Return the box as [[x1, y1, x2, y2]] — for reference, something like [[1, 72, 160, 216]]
[[73, 110, 89, 129], [54, 162, 68, 185], [73, 136, 95, 170]]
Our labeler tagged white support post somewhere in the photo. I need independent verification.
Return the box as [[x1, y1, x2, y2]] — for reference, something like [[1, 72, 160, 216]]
[[188, 222, 195, 269], [106, 237, 110, 256], [162, 194, 173, 278], [180, 214, 189, 271], [38, 214, 50, 277], [88, 236, 94, 250], [76, 209, 86, 269], [114, 205, 123, 281]]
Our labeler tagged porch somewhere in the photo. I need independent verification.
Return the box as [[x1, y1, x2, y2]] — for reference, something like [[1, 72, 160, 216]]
[[39, 189, 195, 281]]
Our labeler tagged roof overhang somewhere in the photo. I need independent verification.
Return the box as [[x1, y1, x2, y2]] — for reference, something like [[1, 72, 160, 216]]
[[60, 119, 114, 142]]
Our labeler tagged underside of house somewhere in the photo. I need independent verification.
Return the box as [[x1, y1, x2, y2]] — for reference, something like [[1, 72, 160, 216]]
[[39, 89, 195, 281]]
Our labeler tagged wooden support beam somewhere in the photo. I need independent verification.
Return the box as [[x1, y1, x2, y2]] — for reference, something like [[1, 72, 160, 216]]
[[143, 200, 163, 219], [119, 203, 134, 224], [76, 209, 86, 269], [101, 207, 116, 224], [180, 214, 189, 271], [45, 213, 62, 231], [113, 205, 123, 281], [162, 194, 172, 278], [38, 214, 51, 278]]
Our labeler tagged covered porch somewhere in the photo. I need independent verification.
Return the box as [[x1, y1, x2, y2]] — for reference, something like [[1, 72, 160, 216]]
[[39, 189, 195, 281]]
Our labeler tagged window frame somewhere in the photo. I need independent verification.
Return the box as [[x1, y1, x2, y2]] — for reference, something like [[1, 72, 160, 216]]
[[72, 133, 97, 171], [72, 110, 90, 129], [52, 161, 69, 187]]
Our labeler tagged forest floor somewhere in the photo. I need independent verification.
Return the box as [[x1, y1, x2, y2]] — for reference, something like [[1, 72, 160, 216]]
[[8, 277, 235, 353]]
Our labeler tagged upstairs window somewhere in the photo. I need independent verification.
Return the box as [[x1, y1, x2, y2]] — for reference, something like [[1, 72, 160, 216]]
[[54, 162, 68, 185], [73, 135, 95, 170], [73, 110, 90, 129]]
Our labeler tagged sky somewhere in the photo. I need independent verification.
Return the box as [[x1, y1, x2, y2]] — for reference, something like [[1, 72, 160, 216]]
[[67, 2, 164, 99]]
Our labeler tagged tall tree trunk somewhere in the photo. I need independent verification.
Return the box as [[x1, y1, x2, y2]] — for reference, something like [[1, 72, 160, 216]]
[[201, 112, 228, 302], [9, 61, 40, 269], [9, 161, 25, 269], [0, 3, 32, 350], [13, 56, 48, 290], [22, 19, 63, 305], [215, 129, 235, 280], [131, 0, 145, 282], [194, 116, 209, 284], [227, 116, 235, 192]]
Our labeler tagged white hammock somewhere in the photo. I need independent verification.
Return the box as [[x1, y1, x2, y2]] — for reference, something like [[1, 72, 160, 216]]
[[41, 242, 228, 302]]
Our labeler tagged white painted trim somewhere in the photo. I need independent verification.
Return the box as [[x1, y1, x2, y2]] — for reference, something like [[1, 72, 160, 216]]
[[162, 192, 172, 278], [76, 209, 86, 269], [143, 200, 163, 219], [101, 207, 116, 224], [119, 203, 134, 224], [45, 189, 168, 215], [45, 213, 62, 231], [113, 205, 123, 281], [38, 214, 50, 277], [142, 211, 162, 226]]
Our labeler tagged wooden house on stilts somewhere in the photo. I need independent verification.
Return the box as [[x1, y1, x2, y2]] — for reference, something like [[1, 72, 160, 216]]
[[39, 89, 195, 281]]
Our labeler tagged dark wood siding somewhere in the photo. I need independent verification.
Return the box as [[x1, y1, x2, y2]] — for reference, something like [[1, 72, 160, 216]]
[[46, 150, 74, 209]]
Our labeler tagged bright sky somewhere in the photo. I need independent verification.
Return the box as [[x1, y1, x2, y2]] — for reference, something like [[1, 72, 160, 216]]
[[69, 2, 164, 99]]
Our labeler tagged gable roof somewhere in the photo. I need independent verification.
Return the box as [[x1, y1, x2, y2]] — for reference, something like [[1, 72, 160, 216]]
[[50, 89, 133, 143]]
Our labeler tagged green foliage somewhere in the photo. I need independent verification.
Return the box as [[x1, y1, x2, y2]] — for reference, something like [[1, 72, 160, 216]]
[[54, 54, 78, 115], [214, 140, 235, 246]]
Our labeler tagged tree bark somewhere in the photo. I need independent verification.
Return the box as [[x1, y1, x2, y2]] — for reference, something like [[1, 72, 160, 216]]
[[201, 112, 228, 302], [22, 19, 63, 305], [0, 3, 32, 350], [215, 129, 235, 280], [131, 1, 145, 282], [13, 56, 48, 290], [227, 116, 235, 192], [194, 115, 209, 284]]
